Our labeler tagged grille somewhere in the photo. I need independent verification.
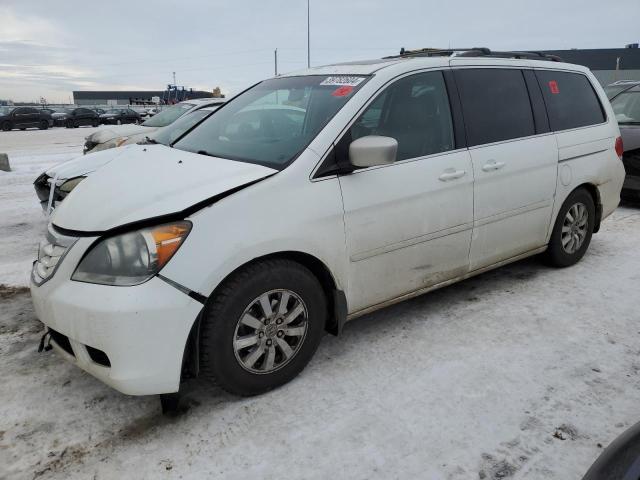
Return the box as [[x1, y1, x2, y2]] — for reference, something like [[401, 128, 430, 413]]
[[32, 224, 77, 286]]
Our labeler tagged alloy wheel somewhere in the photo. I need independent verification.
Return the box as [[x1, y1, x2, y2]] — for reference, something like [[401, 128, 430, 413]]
[[561, 202, 588, 254], [233, 289, 308, 374]]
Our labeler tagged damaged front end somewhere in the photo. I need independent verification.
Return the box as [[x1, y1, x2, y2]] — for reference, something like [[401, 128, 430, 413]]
[[33, 173, 86, 214]]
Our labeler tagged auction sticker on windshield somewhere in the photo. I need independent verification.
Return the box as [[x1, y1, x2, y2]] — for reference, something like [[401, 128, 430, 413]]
[[320, 76, 366, 87]]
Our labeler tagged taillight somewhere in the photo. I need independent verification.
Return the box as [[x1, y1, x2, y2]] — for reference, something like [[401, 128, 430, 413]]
[[615, 136, 624, 159]]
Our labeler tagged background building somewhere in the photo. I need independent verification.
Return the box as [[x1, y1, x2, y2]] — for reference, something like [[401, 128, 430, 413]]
[[73, 88, 214, 106], [543, 44, 640, 85]]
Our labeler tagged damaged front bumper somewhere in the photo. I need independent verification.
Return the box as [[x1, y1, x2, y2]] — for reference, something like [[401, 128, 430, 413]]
[[31, 253, 202, 395]]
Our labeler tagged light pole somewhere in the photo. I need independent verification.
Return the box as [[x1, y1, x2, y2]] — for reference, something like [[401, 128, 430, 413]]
[[307, 0, 310, 68]]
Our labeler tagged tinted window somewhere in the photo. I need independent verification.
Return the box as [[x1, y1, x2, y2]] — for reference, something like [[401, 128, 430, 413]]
[[349, 71, 454, 161], [455, 69, 535, 146], [536, 70, 605, 131]]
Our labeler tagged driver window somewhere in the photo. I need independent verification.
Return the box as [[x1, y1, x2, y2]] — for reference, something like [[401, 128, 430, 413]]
[[349, 71, 455, 161]]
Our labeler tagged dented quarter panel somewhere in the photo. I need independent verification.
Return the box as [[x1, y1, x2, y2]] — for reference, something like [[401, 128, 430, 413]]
[[160, 148, 350, 301]]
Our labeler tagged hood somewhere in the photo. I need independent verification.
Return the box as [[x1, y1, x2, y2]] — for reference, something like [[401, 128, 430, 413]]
[[51, 144, 277, 232], [45, 146, 132, 182], [87, 124, 154, 144]]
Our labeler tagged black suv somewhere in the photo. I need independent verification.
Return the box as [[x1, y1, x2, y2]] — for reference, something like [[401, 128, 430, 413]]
[[53, 108, 101, 128], [0, 107, 53, 131]]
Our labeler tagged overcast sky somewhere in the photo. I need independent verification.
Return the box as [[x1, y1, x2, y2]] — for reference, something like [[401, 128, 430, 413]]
[[1, 0, 638, 103]]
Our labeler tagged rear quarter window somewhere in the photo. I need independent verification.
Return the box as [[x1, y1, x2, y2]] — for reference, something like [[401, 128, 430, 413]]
[[535, 70, 605, 131]]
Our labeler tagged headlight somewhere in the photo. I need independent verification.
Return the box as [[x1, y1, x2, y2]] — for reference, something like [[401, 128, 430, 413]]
[[59, 176, 86, 193], [71, 221, 191, 286], [114, 136, 129, 147]]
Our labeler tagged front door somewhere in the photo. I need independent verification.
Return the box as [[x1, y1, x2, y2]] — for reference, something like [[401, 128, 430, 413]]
[[337, 70, 474, 313], [453, 67, 558, 270]]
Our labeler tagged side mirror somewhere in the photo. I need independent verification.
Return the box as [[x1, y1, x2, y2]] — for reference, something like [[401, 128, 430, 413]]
[[349, 135, 397, 168]]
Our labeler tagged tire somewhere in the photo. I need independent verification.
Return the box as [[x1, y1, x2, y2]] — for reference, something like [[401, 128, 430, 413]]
[[65, 120, 73, 129], [116, 119, 122, 126], [39, 120, 48, 130], [545, 188, 595, 268], [92, 119, 99, 127], [19, 128, 25, 131], [2, 121, 11, 131], [200, 259, 327, 396]]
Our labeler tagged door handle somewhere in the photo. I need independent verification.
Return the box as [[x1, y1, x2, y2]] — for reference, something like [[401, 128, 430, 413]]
[[439, 169, 466, 181], [481, 160, 506, 172]]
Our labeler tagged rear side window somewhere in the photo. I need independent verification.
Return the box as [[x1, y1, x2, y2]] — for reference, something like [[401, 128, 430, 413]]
[[535, 70, 605, 131], [455, 69, 535, 147]]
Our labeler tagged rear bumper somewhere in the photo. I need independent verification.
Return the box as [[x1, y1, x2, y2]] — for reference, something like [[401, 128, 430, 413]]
[[30, 275, 202, 395]]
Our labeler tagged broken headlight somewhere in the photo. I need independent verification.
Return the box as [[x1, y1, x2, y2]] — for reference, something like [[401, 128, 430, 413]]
[[71, 221, 191, 286], [59, 176, 86, 194]]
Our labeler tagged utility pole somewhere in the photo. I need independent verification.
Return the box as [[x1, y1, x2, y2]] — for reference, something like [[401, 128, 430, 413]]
[[274, 48, 278, 76], [307, 0, 310, 68]]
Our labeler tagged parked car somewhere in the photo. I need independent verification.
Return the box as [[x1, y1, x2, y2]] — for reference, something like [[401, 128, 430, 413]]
[[92, 108, 106, 115], [0, 106, 53, 131], [51, 108, 101, 128], [99, 108, 141, 125], [84, 99, 224, 154], [582, 420, 640, 480], [607, 81, 640, 197], [33, 105, 221, 212], [30, 49, 624, 410]]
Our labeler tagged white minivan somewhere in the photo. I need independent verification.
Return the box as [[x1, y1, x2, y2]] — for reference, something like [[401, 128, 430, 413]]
[[30, 49, 625, 407]]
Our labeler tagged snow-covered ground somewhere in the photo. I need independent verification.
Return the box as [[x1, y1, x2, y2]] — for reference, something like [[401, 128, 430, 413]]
[[1, 128, 640, 480], [0, 127, 100, 286]]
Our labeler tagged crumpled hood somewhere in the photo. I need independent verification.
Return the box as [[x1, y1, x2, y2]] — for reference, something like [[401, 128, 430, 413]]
[[87, 124, 155, 144], [51, 144, 277, 232], [45, 147, 129, 182]]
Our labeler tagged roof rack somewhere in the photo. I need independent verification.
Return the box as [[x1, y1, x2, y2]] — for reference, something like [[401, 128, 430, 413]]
[[386, 47, 563, 62]]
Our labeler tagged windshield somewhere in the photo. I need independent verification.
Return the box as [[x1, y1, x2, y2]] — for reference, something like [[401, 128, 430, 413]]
[[605, 84, 635, 100], [611, 89, 640, 124], [142, 103, 194, 127], [173, 75, 368, 169], [149, 108, 216, 145]]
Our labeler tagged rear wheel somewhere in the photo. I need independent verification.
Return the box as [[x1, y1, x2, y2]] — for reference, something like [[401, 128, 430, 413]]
[[545, 188, 595, 267], [92, 119, 99, 127], [39, 120, 48, 130], [200, 259, 327, 396]]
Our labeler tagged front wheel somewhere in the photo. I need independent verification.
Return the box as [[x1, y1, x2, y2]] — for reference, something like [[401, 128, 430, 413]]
[[2, 121, 12, 131], [199, 259, 327, 396], [545, 188, 595, 267]]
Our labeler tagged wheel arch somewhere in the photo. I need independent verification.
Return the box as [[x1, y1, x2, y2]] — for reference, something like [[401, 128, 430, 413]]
[[180, 251, 348, 382], [577, 182, 603, 233]]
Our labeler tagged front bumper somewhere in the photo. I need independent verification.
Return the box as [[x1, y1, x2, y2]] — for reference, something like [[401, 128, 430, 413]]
[[30, 241, 203, 395]]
